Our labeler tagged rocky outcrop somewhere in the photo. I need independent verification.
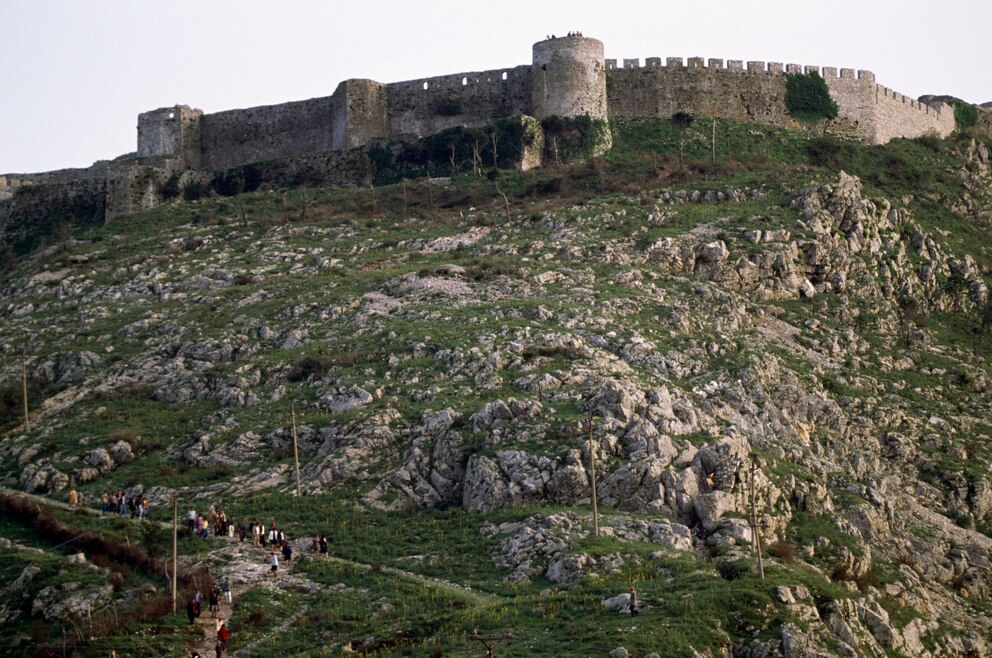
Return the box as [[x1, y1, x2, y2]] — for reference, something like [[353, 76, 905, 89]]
[[483, 512, 692, 585]]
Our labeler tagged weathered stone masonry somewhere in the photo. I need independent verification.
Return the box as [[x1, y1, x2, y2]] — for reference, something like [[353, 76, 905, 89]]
[[604, 57, 954, 145], [0, 36, 957, 232]]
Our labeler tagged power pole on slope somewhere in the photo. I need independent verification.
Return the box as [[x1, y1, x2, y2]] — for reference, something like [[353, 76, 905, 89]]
[[470, 630, 513, 658], [587, 414, 599, 538], [748, 460, 765, 580], [172, 490, 178, 613], [291, 404, 302, 497], [21, 349, 29, 431]]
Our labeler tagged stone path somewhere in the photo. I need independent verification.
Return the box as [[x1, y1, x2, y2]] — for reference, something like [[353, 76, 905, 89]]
[[322, 555, 501, 607], [1, 486, 507, 656], [231, 601, 310, 657], [178, 536, 310, 657]]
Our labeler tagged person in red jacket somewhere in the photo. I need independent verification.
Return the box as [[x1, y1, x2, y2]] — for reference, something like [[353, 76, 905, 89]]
[[217, 621, 229, 651]]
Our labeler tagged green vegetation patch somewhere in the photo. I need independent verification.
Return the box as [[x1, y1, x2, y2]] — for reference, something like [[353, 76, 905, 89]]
[[785, 72, 839, 123]]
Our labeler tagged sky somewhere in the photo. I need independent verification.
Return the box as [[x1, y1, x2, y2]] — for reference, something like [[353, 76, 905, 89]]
[[2, 0, 989, 174]]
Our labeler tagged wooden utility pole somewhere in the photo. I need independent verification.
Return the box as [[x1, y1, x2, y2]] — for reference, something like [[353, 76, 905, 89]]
[[470, 630, 512, 658], [171, 491, 178, 613], [587, 415, 599, 538], [291, 404, 302, 497], [426, 173, 436, 219], [21, 349, 29, 431], [749, 460, 765, 580], [711, 118, 717, 165]]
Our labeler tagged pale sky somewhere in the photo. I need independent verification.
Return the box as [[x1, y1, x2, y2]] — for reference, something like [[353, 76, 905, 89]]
[[2, 0, 989, 174]]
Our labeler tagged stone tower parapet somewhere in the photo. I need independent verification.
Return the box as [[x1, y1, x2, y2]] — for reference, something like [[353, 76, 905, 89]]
[[331, 79, 389, 150], [137, 105, 203, 169], [531, 36, 608, 121]]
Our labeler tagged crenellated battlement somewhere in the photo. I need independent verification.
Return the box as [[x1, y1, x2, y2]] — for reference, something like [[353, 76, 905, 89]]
[[603, 51, 951, 143], [606, 55, 877, 81], [1, 35, 959, 226]]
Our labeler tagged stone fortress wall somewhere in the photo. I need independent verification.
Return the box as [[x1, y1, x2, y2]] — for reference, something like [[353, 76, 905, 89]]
[[604, 56, 954, 145], [0, 36, 958, 225], [143, 38, 951, 176]]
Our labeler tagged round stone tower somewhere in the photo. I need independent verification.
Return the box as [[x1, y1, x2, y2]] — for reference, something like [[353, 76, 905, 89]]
[[531, 36, 608, 121]]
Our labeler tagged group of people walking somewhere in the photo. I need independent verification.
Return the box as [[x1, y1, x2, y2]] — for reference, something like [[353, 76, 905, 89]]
[[187, 506, 240, 540], [186, 580, 231, 655], [67, 486, 150, 518], [185, 507, 296, 549], [101, 489, 148, 518]]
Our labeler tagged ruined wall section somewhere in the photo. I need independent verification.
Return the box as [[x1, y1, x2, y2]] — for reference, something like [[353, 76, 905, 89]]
[[872, 85, 954, 144], [137, 105, 203, 168], [331, 79, 389, 150], [198, 96, 338, 171], [0, 161, 118, 201], [0, 178, 108, 250], [386, 65, 531, 137]]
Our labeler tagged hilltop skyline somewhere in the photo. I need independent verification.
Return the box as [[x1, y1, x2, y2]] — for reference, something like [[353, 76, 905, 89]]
[[2, 0, 990, 173]]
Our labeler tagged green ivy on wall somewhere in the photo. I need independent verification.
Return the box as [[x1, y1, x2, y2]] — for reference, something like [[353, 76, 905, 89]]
[[785, 72, 839, 123]]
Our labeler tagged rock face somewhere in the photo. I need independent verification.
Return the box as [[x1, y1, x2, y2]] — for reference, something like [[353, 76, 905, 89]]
[[37, 351, 104, 387], [20, 463, 69, 493], [32, 582, 114, 622], [483, 512, 692, 585]]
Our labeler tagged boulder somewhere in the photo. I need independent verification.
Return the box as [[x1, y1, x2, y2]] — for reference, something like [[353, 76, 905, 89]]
[[86, 448, 115, 472], [32, 583, 113, 622], [282, 330, 307, 349], [20, 464, 69, 493], [598, 458, 667, 512], [546, 553, 593, 583], [37, 351, 104, 386], [435, 263, 467, 277], [602, 593, 631, 613], [318, 386, 374, 413], [589, 380, 645, 422], [108, 440, 135, 464], [463, 455, 511, 512], [693, 490, 737, 525]]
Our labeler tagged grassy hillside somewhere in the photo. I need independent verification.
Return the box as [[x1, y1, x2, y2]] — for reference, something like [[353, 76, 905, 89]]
[[1, 119, 992, 657]]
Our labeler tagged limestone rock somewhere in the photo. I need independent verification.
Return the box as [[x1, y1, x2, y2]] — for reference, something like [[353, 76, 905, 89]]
[[37, 351, 105, 386], [32, 582, 114, 622], [602, 593, 631, 613], [20, 463, 69, 493], [318, 386, 374, 413], [108, 440, 135, 464], [86, 447, 115, 472], [545, 553, 593, 583]]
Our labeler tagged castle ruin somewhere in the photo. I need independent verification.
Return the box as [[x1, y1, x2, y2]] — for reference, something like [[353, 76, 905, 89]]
[[0, 36, 957, 239]]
